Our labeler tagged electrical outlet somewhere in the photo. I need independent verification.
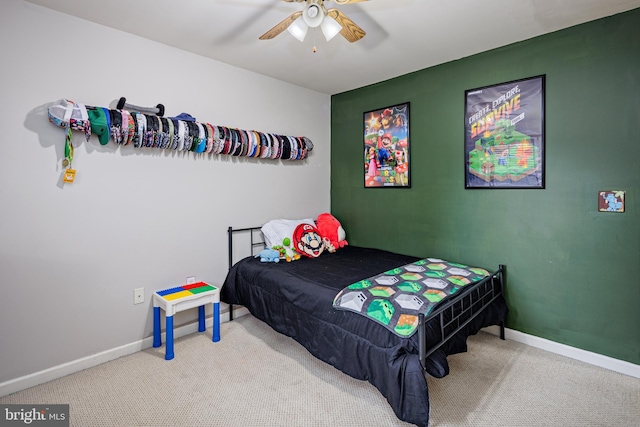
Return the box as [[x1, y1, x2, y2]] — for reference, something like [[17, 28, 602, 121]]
[[134, 287, 144, 305], [186, 276, 196, 284]]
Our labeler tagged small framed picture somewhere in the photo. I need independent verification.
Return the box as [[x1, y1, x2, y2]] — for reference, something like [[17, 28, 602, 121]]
[[364, 102, 410, 188], [598, 191, 625, 212]]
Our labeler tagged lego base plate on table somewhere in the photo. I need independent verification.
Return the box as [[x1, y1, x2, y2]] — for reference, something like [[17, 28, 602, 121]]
[[153, 282, 220, 360]]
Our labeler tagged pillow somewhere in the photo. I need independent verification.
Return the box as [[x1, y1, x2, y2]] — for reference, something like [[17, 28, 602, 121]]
[[261, 218, 315, 261], [315, 213, 348, 252], [292, 223, 325, 258]]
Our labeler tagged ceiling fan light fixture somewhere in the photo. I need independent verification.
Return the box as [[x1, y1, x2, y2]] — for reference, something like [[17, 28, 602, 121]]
[[287, 17, 308, 41], [302, 4, 324, 28], [258, 0, 367, 43], [320, 15, 342, 41]]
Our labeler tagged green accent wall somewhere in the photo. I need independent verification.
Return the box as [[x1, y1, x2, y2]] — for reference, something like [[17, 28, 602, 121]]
[[331, 9, 640, 365]]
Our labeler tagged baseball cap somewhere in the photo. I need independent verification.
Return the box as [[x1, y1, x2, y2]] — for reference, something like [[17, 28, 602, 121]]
[[169, 113, 196, 122], [48, 99, 91, 142], [87, 107, 110, 145]]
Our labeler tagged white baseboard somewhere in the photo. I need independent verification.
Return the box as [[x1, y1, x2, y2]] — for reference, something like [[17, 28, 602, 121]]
[[483, 325, 640, 379], [0, 307, 249, 397], [2, 311, 636, 398]]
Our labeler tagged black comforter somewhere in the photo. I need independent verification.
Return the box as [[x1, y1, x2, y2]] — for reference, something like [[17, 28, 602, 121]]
[[221, 246, 507, 427]]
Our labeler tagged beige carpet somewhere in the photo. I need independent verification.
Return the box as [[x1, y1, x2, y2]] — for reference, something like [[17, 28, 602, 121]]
[[2, 315, 638, 427]]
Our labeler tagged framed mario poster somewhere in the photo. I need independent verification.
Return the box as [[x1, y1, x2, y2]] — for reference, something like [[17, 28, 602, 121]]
[[364, 102, 410, 188]]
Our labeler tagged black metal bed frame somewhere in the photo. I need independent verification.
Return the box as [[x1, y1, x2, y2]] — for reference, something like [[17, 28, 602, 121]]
[[227, 225, 506, 372], [227, 226, 265, 322], [417, 265, 506, 368]]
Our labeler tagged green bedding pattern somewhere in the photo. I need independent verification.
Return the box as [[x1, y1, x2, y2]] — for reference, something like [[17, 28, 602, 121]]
[[332, 258, 490, 337]]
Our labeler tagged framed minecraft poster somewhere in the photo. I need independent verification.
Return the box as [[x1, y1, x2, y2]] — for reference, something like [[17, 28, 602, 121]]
[[364, 102, 410, 188], [464, 75, 545, 189]]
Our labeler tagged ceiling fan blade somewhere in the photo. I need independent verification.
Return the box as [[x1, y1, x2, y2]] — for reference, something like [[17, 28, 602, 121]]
[[327, 8, 366, 42], [259, 11, 303, 40], [333, 0, 369, 4]]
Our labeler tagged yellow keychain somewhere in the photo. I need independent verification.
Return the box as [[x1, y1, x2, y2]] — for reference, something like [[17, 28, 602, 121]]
[[63, 169, 76, 183]]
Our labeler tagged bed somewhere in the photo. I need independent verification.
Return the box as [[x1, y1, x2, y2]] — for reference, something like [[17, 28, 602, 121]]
[[221, 225, 508, 427]]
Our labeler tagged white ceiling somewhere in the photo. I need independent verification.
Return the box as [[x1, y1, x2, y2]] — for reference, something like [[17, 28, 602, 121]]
[[26, 0, 640, 95]]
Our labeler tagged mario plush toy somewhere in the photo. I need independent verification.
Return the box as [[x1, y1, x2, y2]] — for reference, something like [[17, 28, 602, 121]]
[[292, 223, 325, 258], [315, 213, 348, 253]]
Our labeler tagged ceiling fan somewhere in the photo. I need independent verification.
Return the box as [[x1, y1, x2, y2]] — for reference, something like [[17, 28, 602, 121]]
[[259, 0, 367, 43]]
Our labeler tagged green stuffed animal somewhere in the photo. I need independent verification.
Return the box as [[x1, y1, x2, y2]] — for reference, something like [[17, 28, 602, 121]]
[[272, 237, 301, 262]]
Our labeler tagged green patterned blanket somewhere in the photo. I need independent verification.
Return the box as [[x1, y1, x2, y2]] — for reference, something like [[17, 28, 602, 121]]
[[332, 258, 490, 337]]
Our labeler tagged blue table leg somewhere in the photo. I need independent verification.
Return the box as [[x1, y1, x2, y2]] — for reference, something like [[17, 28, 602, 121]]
[[165, 315, 174, 360], [198, 305, 206, 332], [213, 302, 220, 342], [153, 306, 162, 348]]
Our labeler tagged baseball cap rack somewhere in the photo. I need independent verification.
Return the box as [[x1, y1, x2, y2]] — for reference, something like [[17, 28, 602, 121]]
[[117, 97, 164, 117], [46, 98, 314, 162]]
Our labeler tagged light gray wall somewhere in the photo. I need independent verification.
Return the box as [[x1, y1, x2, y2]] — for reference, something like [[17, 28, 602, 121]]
[[0, 0, 330, 385]]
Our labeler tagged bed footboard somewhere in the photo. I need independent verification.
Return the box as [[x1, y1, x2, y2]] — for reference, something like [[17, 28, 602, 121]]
[[417, 265, 506, 371]]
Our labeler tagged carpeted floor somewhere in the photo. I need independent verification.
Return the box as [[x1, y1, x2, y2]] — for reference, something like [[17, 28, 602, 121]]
[[2, 314, 639, 426]]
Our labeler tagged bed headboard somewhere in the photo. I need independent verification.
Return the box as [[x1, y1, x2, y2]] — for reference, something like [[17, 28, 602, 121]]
[[227, 226, 266, 270], [227, 226, 266, 321]]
